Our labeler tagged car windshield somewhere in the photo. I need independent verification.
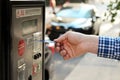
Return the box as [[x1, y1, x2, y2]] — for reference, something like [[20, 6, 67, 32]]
[[56, 6, 94, 18]]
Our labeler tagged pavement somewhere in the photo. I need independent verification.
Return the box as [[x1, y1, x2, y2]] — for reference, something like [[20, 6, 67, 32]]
[[51, 53, 120, 80]]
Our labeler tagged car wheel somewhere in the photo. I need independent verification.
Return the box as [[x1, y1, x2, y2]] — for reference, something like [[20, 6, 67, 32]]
[[48, 32, 60, 41]]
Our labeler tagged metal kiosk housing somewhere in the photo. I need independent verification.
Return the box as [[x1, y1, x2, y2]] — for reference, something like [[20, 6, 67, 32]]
[[0, 0, 45, 80]]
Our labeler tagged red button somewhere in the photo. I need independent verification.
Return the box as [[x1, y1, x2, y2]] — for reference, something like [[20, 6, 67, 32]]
[[18, 40, 25, 56]]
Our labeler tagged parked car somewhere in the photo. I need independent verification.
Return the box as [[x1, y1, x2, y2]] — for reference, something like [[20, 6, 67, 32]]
[[46, 3, 101, 41]]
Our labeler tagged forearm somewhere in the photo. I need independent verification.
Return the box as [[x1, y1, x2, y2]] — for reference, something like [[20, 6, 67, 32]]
[[84, 35, 120, 60], [97, 37, 120, 60]]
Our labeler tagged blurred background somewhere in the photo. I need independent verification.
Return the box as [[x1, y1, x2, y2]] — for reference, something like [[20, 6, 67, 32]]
[[44, 0, 120, 80]]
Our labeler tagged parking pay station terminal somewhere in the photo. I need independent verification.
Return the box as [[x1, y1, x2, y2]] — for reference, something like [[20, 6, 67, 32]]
[[0, 0, 45, 80]]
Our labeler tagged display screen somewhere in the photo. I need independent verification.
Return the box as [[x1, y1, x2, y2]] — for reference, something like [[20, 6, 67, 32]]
[[22, 19, 37, 35]]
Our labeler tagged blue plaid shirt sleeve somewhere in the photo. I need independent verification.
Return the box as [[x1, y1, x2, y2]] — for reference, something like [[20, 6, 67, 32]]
[[98, 36, 120, 60]]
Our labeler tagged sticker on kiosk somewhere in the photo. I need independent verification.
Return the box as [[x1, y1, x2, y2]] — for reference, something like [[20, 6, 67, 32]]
[[18, 40, 25, 56]]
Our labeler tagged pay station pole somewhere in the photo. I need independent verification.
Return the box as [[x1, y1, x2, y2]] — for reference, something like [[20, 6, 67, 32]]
[[0, 0, 11, 80]]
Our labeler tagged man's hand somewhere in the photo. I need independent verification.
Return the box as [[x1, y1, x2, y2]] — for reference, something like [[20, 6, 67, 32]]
[[54, 31, 98, 60]]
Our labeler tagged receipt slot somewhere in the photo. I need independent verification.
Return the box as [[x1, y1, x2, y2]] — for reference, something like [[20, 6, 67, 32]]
[[0, 0, 45, 80]]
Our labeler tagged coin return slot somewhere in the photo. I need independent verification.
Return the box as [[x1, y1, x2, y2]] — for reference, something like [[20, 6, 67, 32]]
[[28, 75, 32, 80], [18, 64, 26, 80]]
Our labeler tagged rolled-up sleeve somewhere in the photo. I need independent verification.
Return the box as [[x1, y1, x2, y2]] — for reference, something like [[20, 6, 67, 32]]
[[98, 36, 120, 60]]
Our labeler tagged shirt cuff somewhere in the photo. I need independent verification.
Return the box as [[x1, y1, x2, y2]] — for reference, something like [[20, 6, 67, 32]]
[[98, 36, 120, 60]]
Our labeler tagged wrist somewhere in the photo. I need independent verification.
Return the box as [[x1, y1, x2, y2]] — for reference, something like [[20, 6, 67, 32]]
[[85, 35, 99, 54]]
